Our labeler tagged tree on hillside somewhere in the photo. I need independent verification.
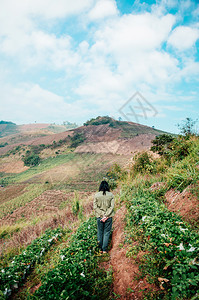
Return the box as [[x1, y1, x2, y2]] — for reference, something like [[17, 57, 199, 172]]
[[151, 134, 174, 156], [0, 120, 16, 125], [178, 117, 198, 137], [22, 153, 41, 166]]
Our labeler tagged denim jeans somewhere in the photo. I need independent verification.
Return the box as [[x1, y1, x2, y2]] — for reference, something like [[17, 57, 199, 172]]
[[97, 217, 112, 252]]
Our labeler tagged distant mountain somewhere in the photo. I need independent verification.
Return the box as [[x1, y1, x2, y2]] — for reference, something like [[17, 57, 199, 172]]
[[0, 116, 170, 156], [0, 121, 18, 138], [0, 122, 78, 140]]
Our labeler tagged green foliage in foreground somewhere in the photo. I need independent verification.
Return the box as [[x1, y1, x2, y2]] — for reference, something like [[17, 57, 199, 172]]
[[122, 184, 199, 300], [134, 136, 199, 192], [0, 228, 63, 299], [34, 217, 112, 299]]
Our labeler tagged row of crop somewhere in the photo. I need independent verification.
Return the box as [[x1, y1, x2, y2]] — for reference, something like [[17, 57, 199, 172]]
[[0, 184, 48, 219], [0, 153, 76, 185], [34, 217, 112, 299], [0, 227, 63, 299], [122, 185, 199, 300]]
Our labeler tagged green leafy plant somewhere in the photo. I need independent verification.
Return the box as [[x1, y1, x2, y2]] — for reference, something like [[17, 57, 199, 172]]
[[132, 152, 157, 174], [69, 132, 86, 148], [122, 184, 199, 300], [34, 217, 112, 299], [177, 117, 198, 137], [0, 228, 63, 298], [106, 163, 127, 189], [23, 153, 41, 166], [151, 134, 174, 156]]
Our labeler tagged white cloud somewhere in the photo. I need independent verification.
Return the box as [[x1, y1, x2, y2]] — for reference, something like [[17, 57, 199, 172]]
[[0, 0, 94, 29], [168, 26, 199, 50], [0, 0, 198, 131], [75, 12, 177, 103], [0, 0, 94, 63], [0, 83, 93, 124], [88, 0, 118, 21], [94, 13, 175, 54]]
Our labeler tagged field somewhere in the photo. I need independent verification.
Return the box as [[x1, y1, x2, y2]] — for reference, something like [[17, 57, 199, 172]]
[[0, 119, 198, 299], [0, 150, 129, 271]]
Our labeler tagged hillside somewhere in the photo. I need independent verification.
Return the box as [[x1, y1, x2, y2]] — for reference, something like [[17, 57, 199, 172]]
[[0, 122, 78, 150], [0, 130, 198, 299], [0, 117, 168, 156]]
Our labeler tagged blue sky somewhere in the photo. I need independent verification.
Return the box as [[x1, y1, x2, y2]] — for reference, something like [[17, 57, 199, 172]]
[[0, 0, 199, 133]]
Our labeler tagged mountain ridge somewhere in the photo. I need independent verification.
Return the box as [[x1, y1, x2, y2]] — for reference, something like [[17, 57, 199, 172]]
[[0, 117, 170, 156]]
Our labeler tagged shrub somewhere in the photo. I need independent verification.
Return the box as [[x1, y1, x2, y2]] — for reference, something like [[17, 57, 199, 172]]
[[166, 157, 199, 192], [84, 116, 116, 127], [69, 132, 86, 148], [23, 154, 40, 167], [151, 134, 174, 156], [132, 152, 157, 174], [0, 142, 8, 148], [169, 136, 193, 161], [106, 163, 127, 189]]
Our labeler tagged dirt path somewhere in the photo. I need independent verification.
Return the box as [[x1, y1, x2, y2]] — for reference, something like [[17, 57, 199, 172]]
[[103, 206, 157, 299]]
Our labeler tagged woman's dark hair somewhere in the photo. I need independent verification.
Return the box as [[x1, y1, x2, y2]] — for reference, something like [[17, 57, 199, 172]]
[[99, 180, 110, 195]]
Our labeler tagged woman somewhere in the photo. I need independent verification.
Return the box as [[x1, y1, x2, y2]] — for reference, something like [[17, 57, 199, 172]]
[[93, 180, 114, 253]]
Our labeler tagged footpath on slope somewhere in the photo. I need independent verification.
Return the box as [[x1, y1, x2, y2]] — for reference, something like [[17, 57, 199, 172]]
[[102, 206, 157, 300]]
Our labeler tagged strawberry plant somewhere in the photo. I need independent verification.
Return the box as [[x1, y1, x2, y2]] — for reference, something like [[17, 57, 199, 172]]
[[0, 228, 63, 298], [122, 184, 199, 300], [34, 217, 112, 299]]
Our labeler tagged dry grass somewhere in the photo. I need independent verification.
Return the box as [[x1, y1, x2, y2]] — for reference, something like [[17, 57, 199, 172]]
[[0, 184, 48, 219], [0, 191, 94, 259], [0, 184, 27, 205]]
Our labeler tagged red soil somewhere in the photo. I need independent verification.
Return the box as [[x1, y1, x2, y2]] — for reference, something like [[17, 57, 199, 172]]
[[0, 160, 29, 174], [165, 186, 199, 226], [102, 206, 158, 299]]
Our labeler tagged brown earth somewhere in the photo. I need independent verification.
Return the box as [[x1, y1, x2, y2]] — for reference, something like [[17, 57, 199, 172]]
[[101, 206, 158, 299], [165, 186, 199, 226], [0, 160, 29, 173], [0, 129, 74, 155], [150, 182, 199, 226], [0, 184, 27, 205], [75, 133, 156, 155]]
